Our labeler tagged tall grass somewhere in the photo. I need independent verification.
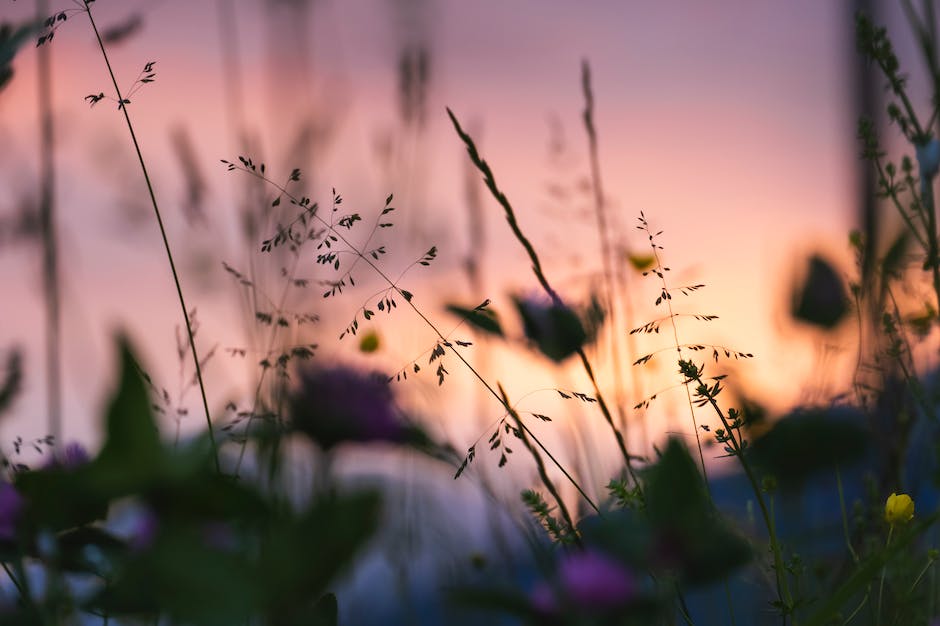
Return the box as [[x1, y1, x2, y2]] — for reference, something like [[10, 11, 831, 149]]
[[2, 2, 940, 625]]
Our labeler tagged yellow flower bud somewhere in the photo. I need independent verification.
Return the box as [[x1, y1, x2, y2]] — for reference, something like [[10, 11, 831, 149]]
[[885, 492, 915, 526]]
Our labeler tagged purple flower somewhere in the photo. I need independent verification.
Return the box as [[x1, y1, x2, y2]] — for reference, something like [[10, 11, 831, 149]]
[[0, 482, 23, 541], [61, 442, 90, 468], [290, 365, 405, 449], [42, 442, 90, 471], [129, 507, 159, 552], [558, 550, 636, 608], [531, 549, 637, 615]]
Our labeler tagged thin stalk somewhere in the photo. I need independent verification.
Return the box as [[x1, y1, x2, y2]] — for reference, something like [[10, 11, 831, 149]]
[[1, 562, 25, 600], [836, 468, 860, 563], [907, 553, 937, 593], [871, 157, 928, 249], [447, 108, 638, 488], [581, 60, 630, 440], [843, 592, 868, 624], [82, 2, 220, 472], [37, 0, 62, 449], [919, 170, 940, 319], [877, 525, 894, 624], [233, 244, 305, 477], [675, 584, 695, 626], [724, 580, 737, 626], [684, 364, 793, 617], [640, 217, 708, 481], [500, 384, 581, 544]]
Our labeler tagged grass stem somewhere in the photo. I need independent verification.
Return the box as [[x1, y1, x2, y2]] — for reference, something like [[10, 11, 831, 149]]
[[82, 1, 220, 472]]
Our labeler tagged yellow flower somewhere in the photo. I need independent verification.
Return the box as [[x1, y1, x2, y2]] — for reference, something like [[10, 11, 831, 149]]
[[885, 492, 915, 526]]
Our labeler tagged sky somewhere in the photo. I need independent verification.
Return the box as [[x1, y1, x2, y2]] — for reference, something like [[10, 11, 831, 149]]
[[0, 0, 925, 483]]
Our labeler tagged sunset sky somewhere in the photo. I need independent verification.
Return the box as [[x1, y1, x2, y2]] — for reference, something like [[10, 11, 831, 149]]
[[0, 1, 928, 481]]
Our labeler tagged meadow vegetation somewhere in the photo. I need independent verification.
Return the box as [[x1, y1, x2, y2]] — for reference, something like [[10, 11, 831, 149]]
[[1, 1, 940, 624]]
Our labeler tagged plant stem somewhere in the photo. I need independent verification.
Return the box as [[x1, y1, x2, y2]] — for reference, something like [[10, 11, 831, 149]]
[[581, 60, 631, 442], [500, 384, 581, 544], [82, 2, 220, 472], [447, 108, 638, 487], [685, 364, 793, 617], [877, 525, 894, 624], [908, 553, 937, 593], [639, 217, 709, 482], [37, 0, 62, 450], [836, 468, 860, 563]]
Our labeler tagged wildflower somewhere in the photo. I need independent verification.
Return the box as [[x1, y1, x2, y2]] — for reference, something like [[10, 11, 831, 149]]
[[0, 482, 23, 541], [129, 507, 159, 552], [43, 442, 90, 470], [513, 295, 587, 362], [885, 492, 914, 527], [290, 365, 405, 449], [530, 549, 637, 615]]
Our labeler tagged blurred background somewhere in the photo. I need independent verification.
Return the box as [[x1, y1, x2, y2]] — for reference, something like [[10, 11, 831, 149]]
[[0, 1, 933, 621]]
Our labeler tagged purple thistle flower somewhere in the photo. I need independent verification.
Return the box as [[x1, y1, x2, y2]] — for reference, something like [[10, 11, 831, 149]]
[[0, 482, 23, 541], [290, 365, 405, 449], [531, 549, 637, 615]]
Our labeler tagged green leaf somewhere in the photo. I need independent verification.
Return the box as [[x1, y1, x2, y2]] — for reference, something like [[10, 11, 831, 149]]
[[0, 21, 37, 92], [95, 523, 263, 625], [259, 491, 380, 615], [747, 407, 869, 490], [94, 337, 163, 482], [642, 438, 751, 585]]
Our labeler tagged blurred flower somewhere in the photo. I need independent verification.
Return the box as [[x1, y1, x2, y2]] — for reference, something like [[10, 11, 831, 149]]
[[531, 549, 637, 615], [129, 507, 159, 552], [359, 330, 381, 353], [290, 365, 405, 449], [885, 492, 914, 527], [44, 442, 90, 471], [61, 442, 90, 468], [791, 255, 848, 330], [0, 482, 23, 541], [513, 295, 587, 362]]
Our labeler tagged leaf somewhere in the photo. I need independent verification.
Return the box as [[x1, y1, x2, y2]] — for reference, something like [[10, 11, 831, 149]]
[[791, 255, 848, 329], [641, 438, 751, 585], [747, 407, 870, 490], [0, 21, 36, 92], [445, 303, 504, 337], [513, 297, 586, 362], [95, 337, 163, 477]]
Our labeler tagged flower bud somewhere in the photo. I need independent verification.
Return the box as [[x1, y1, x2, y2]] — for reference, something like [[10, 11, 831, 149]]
[[885, 492, 914, 527]]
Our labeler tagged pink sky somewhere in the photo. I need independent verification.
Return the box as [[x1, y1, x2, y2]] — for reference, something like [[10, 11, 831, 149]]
[[0, 1, 922, 480]]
